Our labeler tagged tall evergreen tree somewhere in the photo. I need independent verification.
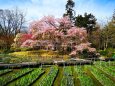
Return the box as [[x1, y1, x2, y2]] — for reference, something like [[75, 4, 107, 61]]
[[75, 13, 97, 35], [64, 0, 76, 23]]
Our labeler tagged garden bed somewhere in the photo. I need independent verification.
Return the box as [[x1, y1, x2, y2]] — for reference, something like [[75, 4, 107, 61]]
[[0, 61, 114, 86]]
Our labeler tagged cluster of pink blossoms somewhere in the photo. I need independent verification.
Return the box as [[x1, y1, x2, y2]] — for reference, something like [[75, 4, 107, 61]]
[[69, 43, 96, 56]]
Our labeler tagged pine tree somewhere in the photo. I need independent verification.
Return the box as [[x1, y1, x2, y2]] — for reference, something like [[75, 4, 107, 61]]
[[75, 13, 97, 35], [64, 0, 76, 24]]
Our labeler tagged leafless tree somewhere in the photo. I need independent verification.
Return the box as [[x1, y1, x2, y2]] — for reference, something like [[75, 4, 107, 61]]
[[0, 7, 26, 49]]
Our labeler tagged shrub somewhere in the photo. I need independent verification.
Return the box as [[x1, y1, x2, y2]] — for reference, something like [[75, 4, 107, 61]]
[[99, 48, 115, 58], [99, 50, 108, 56], [79, 49, 88, 59]]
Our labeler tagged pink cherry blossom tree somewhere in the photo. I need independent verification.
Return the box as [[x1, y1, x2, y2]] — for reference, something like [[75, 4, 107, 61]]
[[12, 15, 96, 58]]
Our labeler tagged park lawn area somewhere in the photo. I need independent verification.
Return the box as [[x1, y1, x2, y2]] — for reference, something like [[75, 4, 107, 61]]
[[9, 50, 69, 58], [0, 50, 70, 63]]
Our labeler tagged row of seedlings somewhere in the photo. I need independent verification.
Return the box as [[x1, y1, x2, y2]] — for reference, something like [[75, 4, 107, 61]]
[[8, 68, 44, 86], [88, 66, 115, 86], [74, 66, 94, 86], [0, 69, 12, 76], [94, 66, 115, 83], [98, 61, 115, 71], [95, 63, 115, 77], [38, 66, 58, 86], [61, 66, 74, 86], [0, 68, 33, 86]]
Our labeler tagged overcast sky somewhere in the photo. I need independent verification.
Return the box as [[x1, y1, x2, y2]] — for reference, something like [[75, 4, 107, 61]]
[[0, 0, 115, 24]]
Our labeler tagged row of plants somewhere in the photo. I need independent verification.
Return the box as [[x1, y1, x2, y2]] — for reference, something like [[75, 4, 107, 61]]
[[0, 69, 12, 76], [61, 66, 74, 86], [95, 61, 115, 75], [88, 66, 115, 86], [8, 68, 44, 86], [94, 66, 115, 83], [0, 68, 33, 86], [74, 66, 94, 86], [38, 66, 58, 86], [95, 65, 115, 78]]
